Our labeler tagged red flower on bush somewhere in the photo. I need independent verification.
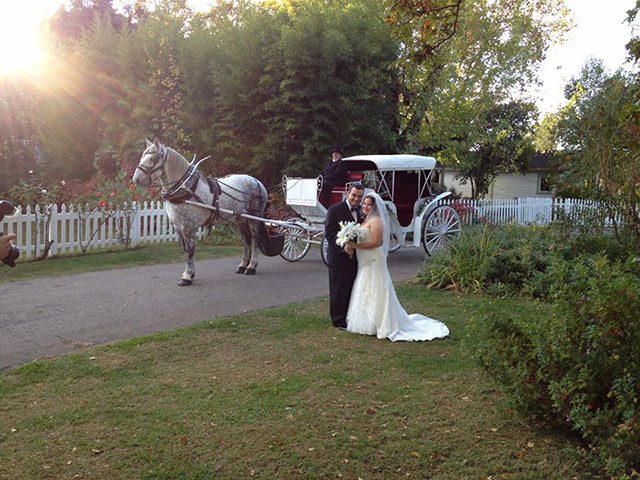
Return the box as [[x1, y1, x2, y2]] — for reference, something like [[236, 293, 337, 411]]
[[451, 201, 473, 219], [130, 183, 136, 191], [97, 191, 103, 197], [99, 200, 106, 208]]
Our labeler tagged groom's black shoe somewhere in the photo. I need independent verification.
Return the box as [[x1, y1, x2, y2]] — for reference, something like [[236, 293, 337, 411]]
[[335, 326, 347, 331]]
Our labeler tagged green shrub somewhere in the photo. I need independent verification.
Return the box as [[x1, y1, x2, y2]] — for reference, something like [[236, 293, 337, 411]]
[[466, 255, 640, 478], [201, 224, 242, 246], [422, 222, 637, 301], [420, 224, 499, 293], [464, 301, 554, 416]]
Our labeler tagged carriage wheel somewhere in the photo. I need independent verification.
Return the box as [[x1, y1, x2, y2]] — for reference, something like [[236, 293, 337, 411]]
[[389, 233, 402, 253], [278, 217, 311, 262], [320, 235, 329, 267], [422, 205, 462, 256]]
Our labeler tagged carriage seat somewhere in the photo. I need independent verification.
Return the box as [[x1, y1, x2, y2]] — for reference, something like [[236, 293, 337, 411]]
[[395, 202, 416, 227], [323, 172, 366, 207]]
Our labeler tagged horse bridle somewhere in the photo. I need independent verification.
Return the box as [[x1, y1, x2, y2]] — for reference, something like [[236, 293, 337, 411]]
[[136, 145, 169, 181]]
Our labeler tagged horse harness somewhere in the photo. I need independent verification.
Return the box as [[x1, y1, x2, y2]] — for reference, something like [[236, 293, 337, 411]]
[[140, 145, 264, 226], [162, 161, 264, 227]]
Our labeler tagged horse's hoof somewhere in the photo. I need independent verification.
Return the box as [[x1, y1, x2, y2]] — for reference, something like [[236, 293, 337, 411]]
[[244, 268, 256, 275], [177, 278, 193, 286], [236, 266, 246, 274]]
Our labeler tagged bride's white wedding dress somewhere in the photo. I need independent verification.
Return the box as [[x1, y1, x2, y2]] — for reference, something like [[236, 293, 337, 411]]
[[346, 227, 450, 341]]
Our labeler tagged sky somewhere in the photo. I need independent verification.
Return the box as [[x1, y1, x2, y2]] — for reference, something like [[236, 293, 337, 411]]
[[532, 0, 636, 114], [1, 0, 636, 116]]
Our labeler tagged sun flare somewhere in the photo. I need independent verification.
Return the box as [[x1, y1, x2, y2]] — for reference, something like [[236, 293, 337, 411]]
[[0, 4, 48, 75]]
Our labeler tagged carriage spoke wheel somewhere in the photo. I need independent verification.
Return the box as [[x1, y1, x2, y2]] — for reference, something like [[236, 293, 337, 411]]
[[422, 205, 462, 256], [321, 235, 330, 267], [388, 233, 402, 253], [278, 217, 311, 262]]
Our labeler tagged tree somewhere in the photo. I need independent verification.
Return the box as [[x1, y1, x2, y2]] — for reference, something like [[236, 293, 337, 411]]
[[385, 0, 569, 160], [0, 78, 39, 193], [49, 0, 127, 43], [554, 59, 640, 250], [454, 101, 536, 198]]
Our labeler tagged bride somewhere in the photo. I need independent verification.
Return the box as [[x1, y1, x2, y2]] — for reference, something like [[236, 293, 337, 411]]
[[344, 192, 450, 341]]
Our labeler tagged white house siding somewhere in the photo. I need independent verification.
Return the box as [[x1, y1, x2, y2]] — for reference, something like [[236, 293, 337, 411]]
[[442, 170, 550, 199], [441, 170, 473, 197], [487, 172, 544, 198]]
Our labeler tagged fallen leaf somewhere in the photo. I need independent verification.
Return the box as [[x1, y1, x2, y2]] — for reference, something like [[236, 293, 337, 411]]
[[411, 451, 421, 457], [527, 441, 535, 448]]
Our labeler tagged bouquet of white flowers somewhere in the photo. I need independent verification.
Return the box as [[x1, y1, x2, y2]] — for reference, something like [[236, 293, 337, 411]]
[[336, 221, 366, 258]]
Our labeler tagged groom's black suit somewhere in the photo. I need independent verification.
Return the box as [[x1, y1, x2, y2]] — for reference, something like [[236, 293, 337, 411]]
[[325, 200, 364, 328]]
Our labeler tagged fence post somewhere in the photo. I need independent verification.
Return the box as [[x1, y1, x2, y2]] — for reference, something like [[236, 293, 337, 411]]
[[48, 203, 58, 257], [131, 201, 140, 247]]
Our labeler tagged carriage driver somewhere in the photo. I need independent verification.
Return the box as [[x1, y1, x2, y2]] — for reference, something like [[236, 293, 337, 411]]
[[319, 145, 349, 206]]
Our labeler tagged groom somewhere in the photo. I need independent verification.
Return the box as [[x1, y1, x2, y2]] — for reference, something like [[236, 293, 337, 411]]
[[324, 183, 365, 329]]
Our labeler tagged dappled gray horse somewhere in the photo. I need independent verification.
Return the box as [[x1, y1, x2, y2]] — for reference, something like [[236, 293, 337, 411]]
[[133, 139, 272, 286]]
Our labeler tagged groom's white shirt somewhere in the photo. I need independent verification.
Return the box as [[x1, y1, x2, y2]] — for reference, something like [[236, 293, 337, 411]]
[[346, 199, 358, 222]]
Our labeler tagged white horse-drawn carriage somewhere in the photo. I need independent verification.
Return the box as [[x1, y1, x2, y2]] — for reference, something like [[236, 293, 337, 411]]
[[133, 142, 462, 285], [279, 154, 462, 265]]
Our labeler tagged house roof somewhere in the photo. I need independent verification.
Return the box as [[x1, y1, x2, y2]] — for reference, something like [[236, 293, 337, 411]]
[[527, 152, 557, 171], [441, 152, 559, 173]]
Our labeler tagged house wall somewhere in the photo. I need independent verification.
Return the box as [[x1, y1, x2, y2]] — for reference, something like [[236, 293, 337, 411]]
[[442, 171, 553, 199], [441, 171, 473, 197]]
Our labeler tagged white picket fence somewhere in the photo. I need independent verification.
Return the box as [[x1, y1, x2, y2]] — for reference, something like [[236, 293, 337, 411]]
[[0, 197, 621, 261], [0, 201, 206, 260], [440, 196, 623, 227]]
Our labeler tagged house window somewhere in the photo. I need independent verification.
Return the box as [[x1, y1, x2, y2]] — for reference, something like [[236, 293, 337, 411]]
[[538, 174, 552, 195]]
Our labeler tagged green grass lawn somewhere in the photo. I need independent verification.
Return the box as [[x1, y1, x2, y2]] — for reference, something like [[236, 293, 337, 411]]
[[0, 242, 243, 284], [0, 285, 594, 480]]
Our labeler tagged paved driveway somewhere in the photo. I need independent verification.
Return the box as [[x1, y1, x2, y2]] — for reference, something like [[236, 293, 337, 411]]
[[0, 248, 426, 371]]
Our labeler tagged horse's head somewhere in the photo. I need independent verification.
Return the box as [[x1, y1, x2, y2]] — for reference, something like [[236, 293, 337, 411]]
[[133, 139, 168, 188]]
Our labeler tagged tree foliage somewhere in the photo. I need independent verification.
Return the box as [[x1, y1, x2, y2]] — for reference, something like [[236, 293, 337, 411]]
[[0, 0, 570, 202], [553, 59, 640, 251], [384, 0, 568, 198], [455, 101, 536, 198]]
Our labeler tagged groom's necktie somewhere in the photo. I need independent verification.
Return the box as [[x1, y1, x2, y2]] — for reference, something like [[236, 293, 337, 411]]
[[350, 206, 360, 221]]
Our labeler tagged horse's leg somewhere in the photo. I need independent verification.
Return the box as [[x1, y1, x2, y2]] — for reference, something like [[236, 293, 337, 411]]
[[236, 220, 252, 274], [177, 228, 197, 286], [244, 219, 262, 275]]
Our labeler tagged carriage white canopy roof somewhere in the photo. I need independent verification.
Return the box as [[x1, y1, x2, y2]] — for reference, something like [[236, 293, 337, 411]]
[[342, 154, 437, 171]]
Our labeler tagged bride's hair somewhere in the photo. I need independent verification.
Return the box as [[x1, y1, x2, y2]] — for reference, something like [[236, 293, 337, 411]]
[[363, 194, 381, 218]]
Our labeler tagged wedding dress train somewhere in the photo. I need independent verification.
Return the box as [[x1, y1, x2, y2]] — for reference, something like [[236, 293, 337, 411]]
[[346, 228, 450, 341]]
